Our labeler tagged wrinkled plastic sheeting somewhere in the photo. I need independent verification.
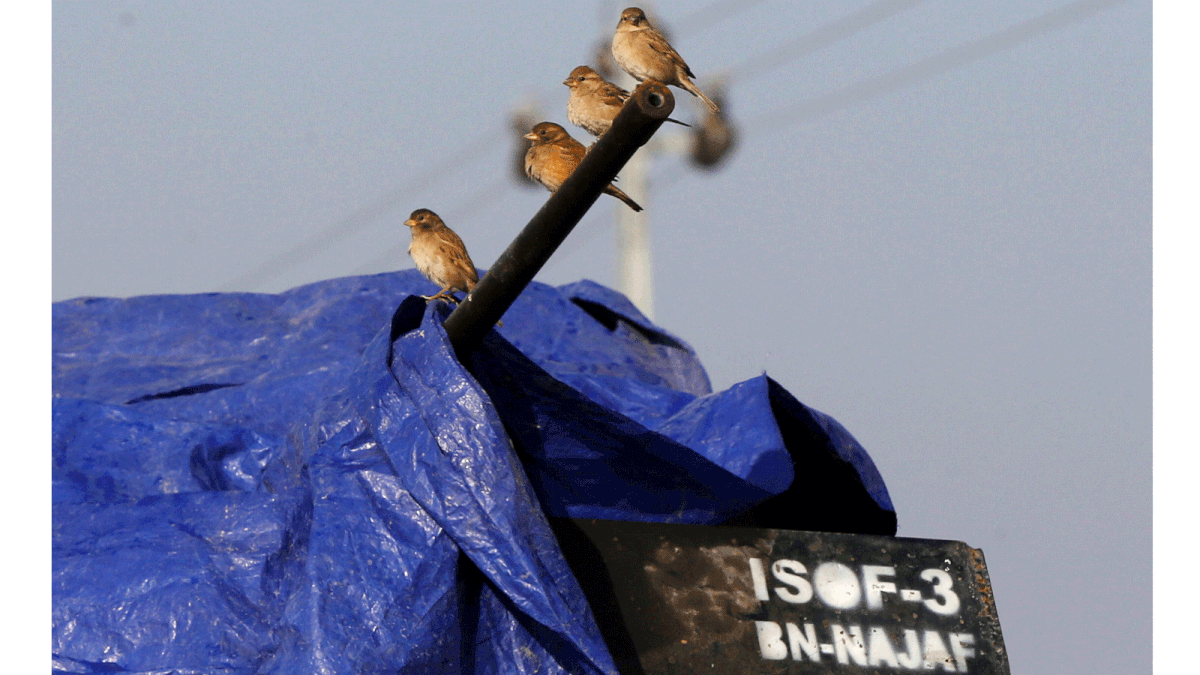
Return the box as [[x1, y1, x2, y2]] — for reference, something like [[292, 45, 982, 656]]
[[52, 271, 895, 674]]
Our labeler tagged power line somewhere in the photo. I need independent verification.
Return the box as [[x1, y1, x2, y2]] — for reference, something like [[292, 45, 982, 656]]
[[752, 0, 1128, 131], [223, 0, 1122, 292], [726, 0, 926, 83], [218, 124, 502, 291], [651, 0, 1128, 189], [673, 0, 770, 35]]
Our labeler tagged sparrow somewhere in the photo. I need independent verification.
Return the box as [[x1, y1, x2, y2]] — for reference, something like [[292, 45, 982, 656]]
[[404, 208, 478, 303], [563, 65, 689, 138], [523, 121, 643, 212], [611, 7, 719, 114]]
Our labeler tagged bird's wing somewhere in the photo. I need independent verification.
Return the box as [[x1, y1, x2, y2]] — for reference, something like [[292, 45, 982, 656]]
[[437, 233, 478, 281], [646, 29, 695, 78], [559, 139, 588, 166], [600, 81, 631, 105]]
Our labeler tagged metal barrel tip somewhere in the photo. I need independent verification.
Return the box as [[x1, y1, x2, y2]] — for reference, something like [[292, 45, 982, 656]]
[[632, 81, 675, 120]]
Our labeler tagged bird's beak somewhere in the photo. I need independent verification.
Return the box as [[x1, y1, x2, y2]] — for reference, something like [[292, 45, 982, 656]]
[[404, 219, 416, 228], [523, 132, 538, 141]]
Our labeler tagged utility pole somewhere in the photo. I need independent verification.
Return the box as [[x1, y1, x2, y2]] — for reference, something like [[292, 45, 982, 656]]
[[507, 26, 736, 322], [614, 147, 654, 319], [612, 69, 735, 321], [447, 83, 676, 356]]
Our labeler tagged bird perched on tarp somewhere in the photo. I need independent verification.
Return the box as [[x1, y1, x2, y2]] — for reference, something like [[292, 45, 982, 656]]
[[523, 121, 643, 212], [611, 7, 719, 114], [563, 65, 689, 138], [404, 208, 478, 303]]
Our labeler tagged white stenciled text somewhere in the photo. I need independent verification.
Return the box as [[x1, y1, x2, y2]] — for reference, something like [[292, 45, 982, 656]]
[[748, 558, 961, 615], [755, 621, 976, 672]]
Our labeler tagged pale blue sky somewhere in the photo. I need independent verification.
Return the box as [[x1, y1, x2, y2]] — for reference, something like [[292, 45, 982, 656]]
[[50, 1, 1158, 673]]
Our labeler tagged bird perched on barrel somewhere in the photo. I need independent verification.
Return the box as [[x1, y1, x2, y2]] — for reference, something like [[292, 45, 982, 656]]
[[523, 121, 643, 212], [404, 208, 478, 303], [563, 65, 689, 138], [611, 7, 719, 114]]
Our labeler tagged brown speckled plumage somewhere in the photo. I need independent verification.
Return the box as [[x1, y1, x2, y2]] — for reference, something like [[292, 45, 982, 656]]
[[611, 7, 719, 114], [523, 122, 643, 212], [404, 208, 478, 302], [563, 65, 689, 137]]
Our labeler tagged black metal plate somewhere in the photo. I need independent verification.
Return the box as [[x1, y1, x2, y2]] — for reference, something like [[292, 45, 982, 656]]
[[566, 519, 1009, 675]]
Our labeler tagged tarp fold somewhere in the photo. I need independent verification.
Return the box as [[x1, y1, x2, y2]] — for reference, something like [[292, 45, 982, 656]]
[[52, 271, 894, 674]]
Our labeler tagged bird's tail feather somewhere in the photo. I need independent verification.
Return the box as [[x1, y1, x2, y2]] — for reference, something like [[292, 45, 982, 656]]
[[682, 79, 720, 114], [606, 185, 643, 212]]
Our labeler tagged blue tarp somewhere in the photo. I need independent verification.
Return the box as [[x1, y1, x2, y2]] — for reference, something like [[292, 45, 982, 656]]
[[52, 271, 895, 674]]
